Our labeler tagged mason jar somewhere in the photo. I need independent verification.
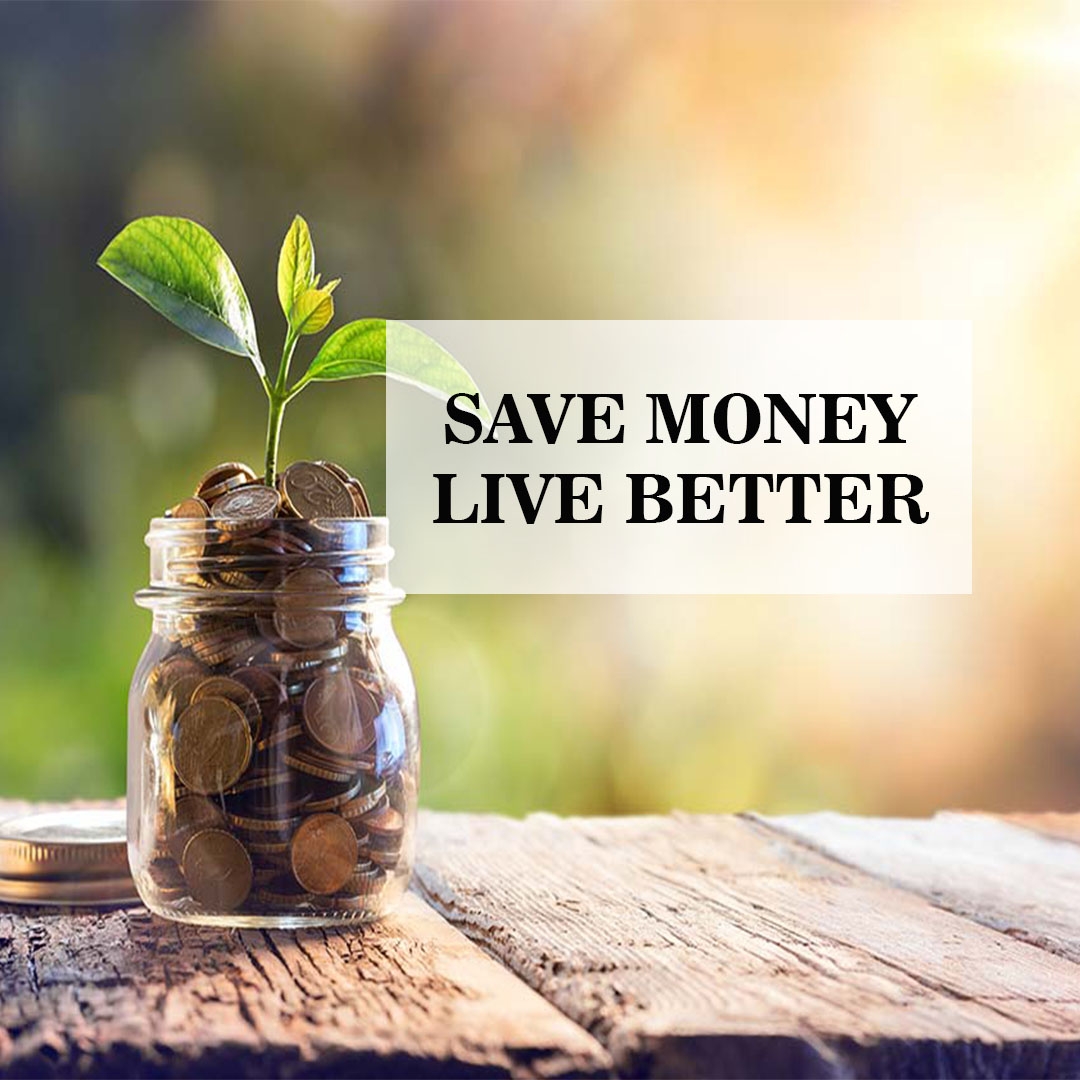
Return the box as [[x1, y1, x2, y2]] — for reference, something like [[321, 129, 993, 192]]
[[127, 515, 418, 927]]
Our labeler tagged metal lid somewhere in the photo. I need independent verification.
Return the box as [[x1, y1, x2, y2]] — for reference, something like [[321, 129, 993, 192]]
[[0, 808, 139, 906]]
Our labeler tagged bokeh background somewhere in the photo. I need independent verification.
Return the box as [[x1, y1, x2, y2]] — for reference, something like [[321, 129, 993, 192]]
[[1, 1, 1077, 814]]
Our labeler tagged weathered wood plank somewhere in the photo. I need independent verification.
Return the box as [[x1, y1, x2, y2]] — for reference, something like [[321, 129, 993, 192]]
[[0, 802, 610, 1079], [763, 811, 1080, 965], [415, 811, 1080, 1079]]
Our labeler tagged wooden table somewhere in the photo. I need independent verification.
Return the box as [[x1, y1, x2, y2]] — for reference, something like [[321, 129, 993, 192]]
[[4, 802, 1080, 1078]]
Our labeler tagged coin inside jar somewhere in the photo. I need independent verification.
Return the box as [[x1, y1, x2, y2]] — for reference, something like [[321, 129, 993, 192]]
[[231, 666, 288, 731], [173, 698, 253, 794], [303, 670, 364, 757], [273, 567, 343, 648], [190, 676, 263, 738], [279, 461, 356, 519], [181, 829, 253, 911], [156, 672, 204, 728], [169, 794, 227, 860], [289, 813, 357, 895]]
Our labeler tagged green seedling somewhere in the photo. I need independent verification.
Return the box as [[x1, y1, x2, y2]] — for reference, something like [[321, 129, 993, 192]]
[[98, 214, 486, 484]]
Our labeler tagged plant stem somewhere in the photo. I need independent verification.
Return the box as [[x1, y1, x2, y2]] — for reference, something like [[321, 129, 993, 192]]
[[264, 394, 287, 485], [264, 329, 299, 485]]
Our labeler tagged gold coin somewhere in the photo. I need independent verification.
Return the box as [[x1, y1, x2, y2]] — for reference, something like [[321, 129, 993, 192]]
[[245, 837, 291, 856], [339, 781, 388, 821], [195, 461, 257, 503], [181, 829, 253, 911], [369, 848, 401, 870], [211, 483, 282, 525], [272, 567, 343, 648], [173, 698, 253, 795], [303, 670, 365, 757], [148, 856, 187, 902], [156, 673, 204, 729], [148, 654, 207, 705], [303, 775, 367, 814], [191, 676, 262, 738], [289, 813, 357, 895], [226, 810, 300, 834], [340, 861, 386, 898], [255, 722, 303, 753], [268, 640, 348, 669], [279, 461, 355, 519], [231, 666, 287, 731], [216, 570, 262, 590], [364, 803, 404, 843], [194, 635, 262, 667], [316, 460, 352, 484], [167, 496, 210, 519], [169, 794, 227, 860], [284, 752, 355, 783], [346, 478, 370, 517]]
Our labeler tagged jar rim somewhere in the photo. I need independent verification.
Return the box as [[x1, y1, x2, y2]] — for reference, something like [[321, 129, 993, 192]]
[[140, 515, 403, 610], [147, 514, 390, 531]]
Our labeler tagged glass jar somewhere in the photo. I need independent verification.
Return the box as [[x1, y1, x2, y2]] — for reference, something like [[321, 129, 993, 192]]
[[127, 516, 418, 927]]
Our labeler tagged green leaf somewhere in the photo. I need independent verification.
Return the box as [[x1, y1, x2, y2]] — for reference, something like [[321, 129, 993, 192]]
[[277, 215, 314, 321], [301, 318, 385, 380], [98, 216, 263, 377], [299, 319, 490, 421], [291, 280, 339, 337]]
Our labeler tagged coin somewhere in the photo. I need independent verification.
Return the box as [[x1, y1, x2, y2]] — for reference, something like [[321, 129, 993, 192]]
[[262, 526, 313, 555], [289, 813, 358, 895], [169, 794, 227, 860], [154, 673, 203, 729], [192, 634, 263, 668], [272, 568, 342, 648], [254, 722, 303, 753], [346, 478, 371, 517], [347, 672, 382, 752], [269, 640, 348, 670], [195, 461, 258, 503], [364, 803, 404, 848], [226, 810, 301, 835], [190, 676, 262, 738], [148, 654, 207, 707], [315, 460, 352, 485], [303, 774, 367, 814], [231, 666, 287, 730], [211, 484, 282, 526], [253, 879, 315, 906], [279, 461, 355, 519], [340, 861, 386, 898], [303, 670, 366, 757], [369, 847, 401, 870], [173, 698, 253, 795], [148, 856, 187, 902], [340, 781, 388, 821], [284, 751, 356, 783], [167, 496, 211, 519], [181, 829, 253, 911]]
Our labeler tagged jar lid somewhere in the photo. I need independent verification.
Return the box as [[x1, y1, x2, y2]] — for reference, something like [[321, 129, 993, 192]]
[[0, 808, 139, 905]]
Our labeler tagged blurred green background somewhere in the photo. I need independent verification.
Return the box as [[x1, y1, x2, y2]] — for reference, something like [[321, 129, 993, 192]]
[[3, 1, 1080, 815]]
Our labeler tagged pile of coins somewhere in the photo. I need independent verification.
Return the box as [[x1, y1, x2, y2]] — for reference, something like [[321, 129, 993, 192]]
[[137, 460, 413, 918]]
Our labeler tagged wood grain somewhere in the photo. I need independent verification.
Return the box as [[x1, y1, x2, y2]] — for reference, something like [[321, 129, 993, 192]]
[[0, 802, 609, 1079], [415, 811, 1080, 1079], [764, 811, 1080, 964]]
